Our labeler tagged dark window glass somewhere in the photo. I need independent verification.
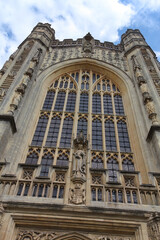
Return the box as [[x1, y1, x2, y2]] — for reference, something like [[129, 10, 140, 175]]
[[45, 116, 61, 147], [105, 120, 117, 151], [118, 190, 123, 203], [32, 184, 38, 197], [59, 186, 64, 198], [52, 185, 58, 198], [66, 92, 76, 112], [54, 91, 66, 111], [132, 191, 138, 204], [126, 190, 131, 203], [112, 190, 117, 202], [17, 183, 23, 196], [77, 117, 87, 137], [60, 117, 73, 148], [44, 185, 49, 197], [54, 80, 58, 88], [56, 153, 69, 167], [31, 115, 48, 146], [122, 159, 135, 171], [59, 81, 63, 88], [92, 156, 103, 169], [25, 152, 39, 165], [24, 184, 30, 196], [40, 153, 53, 177], [117, 121, 131, 152], [38, 184, 44, 197], [79, 93, 88, 113], [92, 93, 101, 114], [76, 72, 79, 82], [92, 119, 103, 150], [114, 95, 125, 115], [64, 81, 68, 88], [92, 188, 96, 201], [103, 94, 113, 114], [112, 84, 116, 91], [107, 159, 119, 182], [98, 188, 102, 201], [42, 91, 55, 110]]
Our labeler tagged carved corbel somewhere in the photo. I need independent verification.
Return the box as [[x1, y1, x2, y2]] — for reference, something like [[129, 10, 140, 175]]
[[148, 213, 160, 240]]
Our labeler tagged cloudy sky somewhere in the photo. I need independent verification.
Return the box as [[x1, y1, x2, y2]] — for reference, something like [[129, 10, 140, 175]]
[[0, 0, 160, 68]]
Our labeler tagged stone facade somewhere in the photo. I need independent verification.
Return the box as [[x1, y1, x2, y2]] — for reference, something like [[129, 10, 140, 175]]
[[0, 23, 160, 240]]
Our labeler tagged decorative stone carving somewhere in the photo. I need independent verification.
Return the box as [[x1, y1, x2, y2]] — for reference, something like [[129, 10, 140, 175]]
[[69, 131, 88, 205], [8, 91, 23, 114], [32, 48, 42, 62], [0, 88, 7, 97], [73, 148, 86, 178], [148, 213, 160, 240], [72, 131, 88, 179], [131, 55, 159, 125], [124, 176, 135, 187], [22, 168, 34, 180], [69, 183, 86, 205], [16, 231, 57, 240], [82, 33, 94, 57]]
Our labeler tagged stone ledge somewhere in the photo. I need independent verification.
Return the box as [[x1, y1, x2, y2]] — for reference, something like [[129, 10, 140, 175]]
[[146, 125, 160, 142], [0, 114, 17, 133]]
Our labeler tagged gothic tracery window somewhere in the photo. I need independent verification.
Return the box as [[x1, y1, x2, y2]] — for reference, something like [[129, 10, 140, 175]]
[[24, 69, 134, 201]]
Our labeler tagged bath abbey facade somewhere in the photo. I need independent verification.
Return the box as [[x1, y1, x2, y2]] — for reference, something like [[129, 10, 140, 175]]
[[0, 22, 160, 240]]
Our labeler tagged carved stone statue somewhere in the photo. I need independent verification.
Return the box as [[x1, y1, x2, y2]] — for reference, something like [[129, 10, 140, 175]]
[[8, 91, 22, 114], [73, 147, 86, 178], [82, 33, 94, 57], [0, 88, 6, 97], [72, 131, 88, 179], [140, 83, 148, 94], [32, 48, 42, 63]]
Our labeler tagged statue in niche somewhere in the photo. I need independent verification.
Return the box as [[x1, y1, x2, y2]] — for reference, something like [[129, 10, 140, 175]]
[[17, 74, 31, 93], [73, 144, 86, 178], [82, 32, 94, 57], [72, 131, 88, 178], [0, 88, 6, 97], [8, 91, 22, 114], [32, 48, 42, 62]]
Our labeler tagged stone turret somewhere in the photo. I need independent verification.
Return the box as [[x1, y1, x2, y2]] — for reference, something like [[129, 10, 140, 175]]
[[121, 29, 147, 53], [23, 22, 55, 48]]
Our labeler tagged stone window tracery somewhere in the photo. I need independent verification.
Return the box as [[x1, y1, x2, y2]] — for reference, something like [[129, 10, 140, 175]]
[[23, 69, 135, 202]]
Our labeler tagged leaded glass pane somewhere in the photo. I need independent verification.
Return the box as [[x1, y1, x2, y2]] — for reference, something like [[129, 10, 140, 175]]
[[114, 95, 125, 115], [42, 90, 55, 110], [31, 115, 48, 146], [45, 116, 61, 147], [54, 91, 66, 111], [79, 93, 88, 113], [92, 93, 101, 114], [60, 117, 73, 148], [105, 120, 117, 151], [66, 92, 76, 112], [92, 118, 103, 150], [117, 121, 131, 152], [103, 94, 113, 114]]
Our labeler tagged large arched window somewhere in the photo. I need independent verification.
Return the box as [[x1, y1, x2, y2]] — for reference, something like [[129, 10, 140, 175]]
[[25, 69, 134, 186]]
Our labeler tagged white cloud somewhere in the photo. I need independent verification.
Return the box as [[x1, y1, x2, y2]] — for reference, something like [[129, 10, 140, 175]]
[[155, 51, 160, 61], [0, 0, 135, 68]]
